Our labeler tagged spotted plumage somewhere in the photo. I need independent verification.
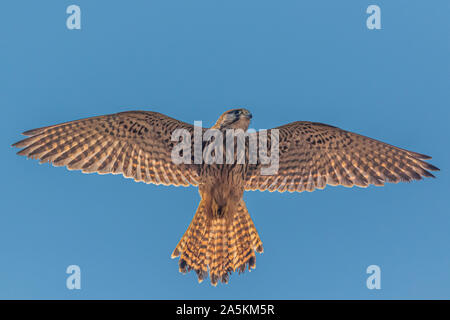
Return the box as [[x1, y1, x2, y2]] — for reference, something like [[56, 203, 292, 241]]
[[245, 122, 439, 192], [12, 108, 439, 286]]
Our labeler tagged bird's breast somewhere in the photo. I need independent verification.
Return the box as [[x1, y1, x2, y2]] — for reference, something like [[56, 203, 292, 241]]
[[199, 164, 246, 220]]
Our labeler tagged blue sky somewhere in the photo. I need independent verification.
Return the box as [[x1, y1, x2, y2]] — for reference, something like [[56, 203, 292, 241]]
[[1, 1, 449, 299]]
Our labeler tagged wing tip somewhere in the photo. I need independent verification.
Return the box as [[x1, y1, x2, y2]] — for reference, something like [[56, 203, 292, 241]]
[[413, 153, 430, 160], [11, 139, 28, 148], [426, 163, 440, 172], [22, 128, 44, 136]]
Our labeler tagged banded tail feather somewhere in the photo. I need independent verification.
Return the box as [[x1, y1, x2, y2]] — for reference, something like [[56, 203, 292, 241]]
[[171, 200, 263, 286]]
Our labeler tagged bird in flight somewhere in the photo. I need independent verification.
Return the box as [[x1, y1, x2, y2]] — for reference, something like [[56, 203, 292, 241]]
[[12, 108, 439, 286]]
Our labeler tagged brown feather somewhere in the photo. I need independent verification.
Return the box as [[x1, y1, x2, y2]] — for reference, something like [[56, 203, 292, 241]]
[[245, 121, 439, 192], [12, 111, 201, 186]]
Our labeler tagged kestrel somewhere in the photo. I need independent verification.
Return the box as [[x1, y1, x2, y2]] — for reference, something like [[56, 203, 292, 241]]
[[12, 109, 439, 285]]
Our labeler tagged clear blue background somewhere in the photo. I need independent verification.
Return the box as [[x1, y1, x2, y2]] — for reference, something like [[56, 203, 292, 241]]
[[1, 1, 449, 299]]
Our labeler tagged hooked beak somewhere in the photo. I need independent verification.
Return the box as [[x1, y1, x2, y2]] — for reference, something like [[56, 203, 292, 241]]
[[243, 110, 252, 120]]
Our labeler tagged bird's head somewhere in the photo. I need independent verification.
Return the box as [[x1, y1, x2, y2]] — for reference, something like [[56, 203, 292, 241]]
[[213, 108, 253, 130]]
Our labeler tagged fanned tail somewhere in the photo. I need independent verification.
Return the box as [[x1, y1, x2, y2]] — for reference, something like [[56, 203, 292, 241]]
[[171, 200, 263, 286]]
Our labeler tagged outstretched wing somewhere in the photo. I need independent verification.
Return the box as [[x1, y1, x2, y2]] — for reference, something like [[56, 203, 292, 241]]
[[13, 111, 200, 186], [245, 121, 439, 192]]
